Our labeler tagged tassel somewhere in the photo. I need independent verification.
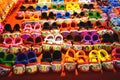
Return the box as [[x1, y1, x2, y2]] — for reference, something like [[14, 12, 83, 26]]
[[61, 63, 66, 77], [61, 70, 66, 77], [8, 71, 13, 77], [101, 70, 103, 74], [113, 69, 117, 74], [75, 68, 78, 76]]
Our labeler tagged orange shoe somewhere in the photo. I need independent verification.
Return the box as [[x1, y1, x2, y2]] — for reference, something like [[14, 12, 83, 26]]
[[76, 50, 89, 72], [64, 48, 76, 72]]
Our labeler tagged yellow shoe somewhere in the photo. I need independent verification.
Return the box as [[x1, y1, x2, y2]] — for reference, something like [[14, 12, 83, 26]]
[[98, 49, 111, 62], [89, 50, 100, 63], [89, 50, 102, 72]]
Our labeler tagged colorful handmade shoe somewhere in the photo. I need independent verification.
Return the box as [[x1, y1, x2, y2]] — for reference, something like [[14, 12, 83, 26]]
[[51, 51, 62, 72], [13, 24, 21, 32], [50, 22, 60, 35], [3, 37, 23, 47], [72, 35, 82, 50], [39, 52, 51, 73], [91, 33, 100, 44], [112, 47, 120, 69], [13, 64, 25, 75], [44, 34, 54, 44], [4, 53, 16, 66], [0, 52, 12, 76], [99, 6, 112, 15], [102, 33, 114, 43], [66, 3, 72, 10], [63, 12, 71, 19], [23, 23, 32, 33], [32, 11, 41, 20], [26, 51, 38, 74], [20, 5, 26, 11], [98, 49, 115, 72], [9, 46, 21, 54], [35, 5, 41, 11], [27, 51, 37, 63], [56, 12, 63, 19], [60, 20, 71, 31], [24, 11, 32, 20], [0, 52, 6, 64], [0, 52, 15, 76], [76, 50, 89, 72], [14, 52, 27, 75], [16, 11, 24, 19], [64, 48, 76, 71], [82, 33, 91, 44], [16, 52, 28, 64], [72, 3, 80, 10], [52, 4, 57, 9], [53, 34, 63, 44], [89, 50, 102, 72], [41, 12, 48, 19], [27, 6, 35, 11], [88, 11, 101, 19], [41, 5, 48, 11], [4, 24, 13, 33], [42, 22, 51, 37], [70, 20, 79, 30], [59, 4, 65, 10], [41, 52, 52, 62], [48, 12, 55, 20], [83, 3, 94, 9], [32, 23, 41, 33], [52, 0, 64, 2], [0, 64, 12, 76]]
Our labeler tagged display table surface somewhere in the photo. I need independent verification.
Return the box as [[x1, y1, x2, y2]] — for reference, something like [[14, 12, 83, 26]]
[[1, 71, 120, 80]]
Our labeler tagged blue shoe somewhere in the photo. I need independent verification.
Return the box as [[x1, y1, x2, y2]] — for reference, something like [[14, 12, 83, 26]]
[[16, 52, 28, 64], [52, 0, 64, 2], [27, 52, 37, 63], [63, 12, 70, 19], [100, 6, 112, 15], [41, 5, 48, 11], [35, 5, 41, 11], [56, 12, 63, 19]]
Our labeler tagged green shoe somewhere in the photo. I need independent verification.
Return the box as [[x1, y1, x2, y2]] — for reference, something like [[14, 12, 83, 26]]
[[4, 53, 16, 66], [58, 4, 65, 10], [95, 12, 101, 19], [0, 52, 6, 64]]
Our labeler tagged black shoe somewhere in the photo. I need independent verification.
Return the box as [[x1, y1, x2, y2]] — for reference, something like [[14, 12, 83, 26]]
[[42, 22, 50, 30], [41, 52, 52, 62], [13, 24, 21, 32], [41, 12, 48, 19], [4, 24, 13, 33], [52, 51, 62, 61]]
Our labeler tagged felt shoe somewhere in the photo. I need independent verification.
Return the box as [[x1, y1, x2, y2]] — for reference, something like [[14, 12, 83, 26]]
[[26, 51, 38, 74], [51, 51, 62, 72], [39, 52, 51, 73], [98, 49, 115, 72], [76, 50, 89, 72], [64, 48, 76, 72], [89, 50, 102, 72]]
